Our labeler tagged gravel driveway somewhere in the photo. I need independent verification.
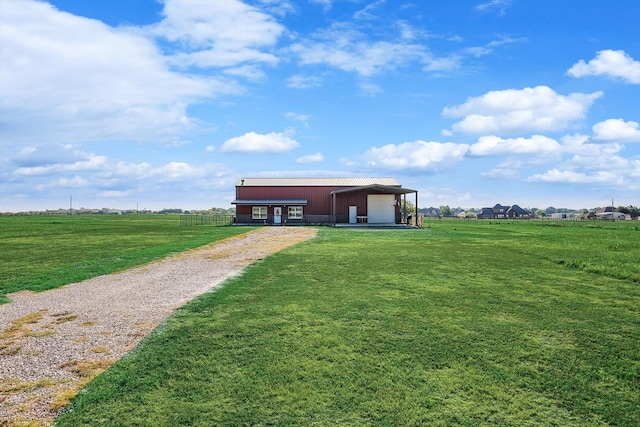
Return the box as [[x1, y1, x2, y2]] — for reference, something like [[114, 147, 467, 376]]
[[0, 226, 318, 426]]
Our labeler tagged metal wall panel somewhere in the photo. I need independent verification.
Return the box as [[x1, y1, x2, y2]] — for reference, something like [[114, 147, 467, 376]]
[[236, 185, 402, 221]]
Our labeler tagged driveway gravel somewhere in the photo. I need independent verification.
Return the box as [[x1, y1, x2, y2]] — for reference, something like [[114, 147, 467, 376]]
[[0, 226, 318, 426]]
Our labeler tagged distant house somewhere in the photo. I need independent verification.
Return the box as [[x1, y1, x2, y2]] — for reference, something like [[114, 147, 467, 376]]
[[550, 212, 570, 220], [595, 206, 625, 220], [506, 205, 532, 219], [232, 177, 418, 225], [477, 204, 508, 219], [419, 207, 441, 217], [477, 204, 532, 219]]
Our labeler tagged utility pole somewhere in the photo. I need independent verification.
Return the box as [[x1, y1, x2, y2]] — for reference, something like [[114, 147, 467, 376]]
[[611, 198, 615, 221]]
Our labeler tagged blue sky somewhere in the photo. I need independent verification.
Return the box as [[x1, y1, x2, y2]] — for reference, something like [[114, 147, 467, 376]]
[[1, 0, 639, 212]]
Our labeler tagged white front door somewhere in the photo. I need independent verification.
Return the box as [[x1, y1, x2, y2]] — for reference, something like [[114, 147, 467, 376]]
[[349, 206, 357, 224], [273, 207, 282, 224]]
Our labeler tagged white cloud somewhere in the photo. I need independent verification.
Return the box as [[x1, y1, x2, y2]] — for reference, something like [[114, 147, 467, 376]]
[[481, 167, 521, 179], [469, 135, 563, 156], [470, 130, 638, 189], [476, 0, 512, 15], [554, 136, 631, 185], [148, 162, 207, 182], [567, 153, 632, 171], [561, 134, 624, 156], [339, 157, 357, 167], [289, 18, 516, 79], [285, 112, 311, 123], [8, 144, 230, 183], [462, 47, 492, 57], [6, 144, 234, 203], [58, 175, 89, 188], [296, 153, 325, 164], [527, 137, 639, 188], [286, 74, 323, 89], [592, 119, 640, 142], [0, 0, 238, 145], [567, 50, 640, 84], [423, 36, 525, 73], [151, 0, 283, 68], [14, 144, 79, 168], [527, 169, 626, 185], [290, 24, 427, 77], [223, 65, 267, 81], [13, 155, 108, 176], [396, 20, 418, 41], [221, 131, 300, 153], [423, 55, 463, 72], [442, 86, 602, 135], [362, 140, 469, 172], [99, 190, 131, 198], [309, 0, 334, 12], [169, 48, 277, 69], [354, 0, 386, 21], [359, 81, 383, 96], [486, 36, 527, 48]]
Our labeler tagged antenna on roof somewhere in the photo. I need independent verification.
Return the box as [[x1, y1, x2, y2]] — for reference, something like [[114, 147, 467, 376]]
[[241, 179, 245, 186]]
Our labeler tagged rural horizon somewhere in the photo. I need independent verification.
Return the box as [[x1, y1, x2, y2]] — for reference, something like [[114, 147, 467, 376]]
[[2, 199, 635, 217], [1, 1, 638, 213]]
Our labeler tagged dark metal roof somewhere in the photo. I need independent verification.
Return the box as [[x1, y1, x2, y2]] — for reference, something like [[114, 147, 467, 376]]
[[331, 184, 417, 195], [507, 204, 530, 214], [231, 199, 308, 205]]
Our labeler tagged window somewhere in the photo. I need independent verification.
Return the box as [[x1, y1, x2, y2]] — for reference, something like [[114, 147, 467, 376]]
[[252, 206, 267, 219], [288, 206, 303, 219]]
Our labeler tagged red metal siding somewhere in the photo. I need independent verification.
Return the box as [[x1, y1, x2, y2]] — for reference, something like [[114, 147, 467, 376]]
[[334, 190, 367, 216], [237, 185, 332, 215], [334, 190, 401, 217], [236, 185, 401, 217]]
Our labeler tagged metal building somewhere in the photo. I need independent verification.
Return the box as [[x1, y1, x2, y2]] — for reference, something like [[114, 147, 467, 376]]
[[232, 177, 418, 225]]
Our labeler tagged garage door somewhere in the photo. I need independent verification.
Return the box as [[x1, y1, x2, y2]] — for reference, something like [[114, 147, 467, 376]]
[[367, 194, 396, 223]]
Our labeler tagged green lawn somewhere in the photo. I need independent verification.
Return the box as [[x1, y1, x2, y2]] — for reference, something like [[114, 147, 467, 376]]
[[0, 215, 254, 303], [54, 220, 640, 426]]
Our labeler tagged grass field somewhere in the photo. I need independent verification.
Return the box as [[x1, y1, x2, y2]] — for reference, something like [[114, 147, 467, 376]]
[[0, 215, 254, 304], [51, 220, 640, 426]]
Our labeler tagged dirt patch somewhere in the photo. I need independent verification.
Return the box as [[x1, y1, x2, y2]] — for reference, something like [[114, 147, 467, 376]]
[[0, 226, 318, 426]]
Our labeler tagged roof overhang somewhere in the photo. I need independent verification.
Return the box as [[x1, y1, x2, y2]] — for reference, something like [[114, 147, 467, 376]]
[[331, 184, 417, 195], [231, 199, 308, 205]]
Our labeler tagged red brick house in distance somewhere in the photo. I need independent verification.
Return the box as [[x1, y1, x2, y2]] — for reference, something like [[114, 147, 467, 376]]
[[232, 177, 418, 225]]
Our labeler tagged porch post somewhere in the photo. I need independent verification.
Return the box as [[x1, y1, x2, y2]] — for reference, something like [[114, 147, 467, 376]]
[[332, 192, 336, 224], [403, 193, 407, 223], [415, 191, 418, 227]]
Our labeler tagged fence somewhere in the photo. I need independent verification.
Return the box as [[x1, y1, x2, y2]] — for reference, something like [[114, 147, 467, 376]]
[[180, 213, 426, 227], [233, 214, 336, 225], [179, 214, 234, 226]]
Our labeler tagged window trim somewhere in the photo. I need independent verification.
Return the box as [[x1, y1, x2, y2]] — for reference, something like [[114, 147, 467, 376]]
[[252, 206, 267, 220], [288, 205, 303, 220]]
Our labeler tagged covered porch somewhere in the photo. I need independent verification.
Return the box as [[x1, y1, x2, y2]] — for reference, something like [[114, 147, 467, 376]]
[[331, 184, 419, 226]]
